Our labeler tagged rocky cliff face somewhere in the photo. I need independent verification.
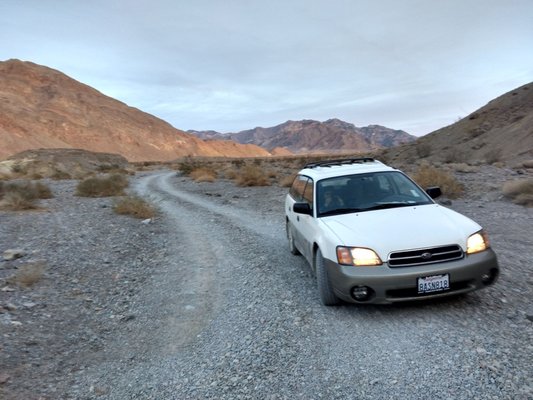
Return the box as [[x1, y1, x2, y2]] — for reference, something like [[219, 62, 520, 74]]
[[0, 59, 271, 161], [388, 82, 533, 164], [190, 118, 415, 153]]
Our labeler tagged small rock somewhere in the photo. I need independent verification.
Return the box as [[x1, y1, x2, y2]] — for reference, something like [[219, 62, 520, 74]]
[[0, 373, 10, 384], [11, 320, 22, 326], [2, 249, 25, 261], [141, 218, 152, 225], [526, 314, 533, 322], [1, 286, 15, 292], [22, 302, 37, 309], [439, 199, 452, 206]]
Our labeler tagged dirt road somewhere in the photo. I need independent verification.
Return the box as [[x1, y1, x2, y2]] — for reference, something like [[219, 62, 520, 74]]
[[78, 170, 531, 399], [2, 169, 531, 399]]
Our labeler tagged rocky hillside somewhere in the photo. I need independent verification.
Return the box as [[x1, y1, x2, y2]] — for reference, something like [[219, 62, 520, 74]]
[[0, 59, 271, 161], [390, 82, 533, 164], [189, 118, 416, 153]]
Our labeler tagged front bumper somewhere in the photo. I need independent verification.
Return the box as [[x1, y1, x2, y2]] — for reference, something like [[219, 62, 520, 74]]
[[326, 249, 499, 304]]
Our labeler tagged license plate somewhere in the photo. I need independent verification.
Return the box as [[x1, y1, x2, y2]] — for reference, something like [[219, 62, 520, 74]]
[[417, 274, 450, 294]]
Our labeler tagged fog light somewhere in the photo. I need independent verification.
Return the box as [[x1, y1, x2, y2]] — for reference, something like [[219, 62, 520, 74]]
[[351, 286, 371, 301], [481, 268, 498, 285]]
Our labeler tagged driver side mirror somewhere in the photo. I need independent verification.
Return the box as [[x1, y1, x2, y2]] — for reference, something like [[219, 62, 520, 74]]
[[426, 186, 442, 199], [293, 202, 312, 215]]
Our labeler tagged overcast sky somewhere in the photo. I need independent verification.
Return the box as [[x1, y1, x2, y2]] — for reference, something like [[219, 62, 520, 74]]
[[1, 0, 532, 136]]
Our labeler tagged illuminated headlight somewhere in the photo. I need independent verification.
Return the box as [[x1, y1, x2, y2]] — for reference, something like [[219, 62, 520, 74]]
[[337, 246, 382, 266], [466, 230, 490, 254]]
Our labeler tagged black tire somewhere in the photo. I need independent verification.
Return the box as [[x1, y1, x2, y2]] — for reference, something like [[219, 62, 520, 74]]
[[316, 249, 340, 306], [286, 221, 300, 255]]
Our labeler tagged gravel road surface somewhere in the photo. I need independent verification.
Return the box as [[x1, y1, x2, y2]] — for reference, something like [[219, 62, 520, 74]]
[[2, 168, 532, 399]]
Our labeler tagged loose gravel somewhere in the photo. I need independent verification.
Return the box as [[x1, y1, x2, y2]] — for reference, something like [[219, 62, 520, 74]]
[[1, 166, 532, 400]]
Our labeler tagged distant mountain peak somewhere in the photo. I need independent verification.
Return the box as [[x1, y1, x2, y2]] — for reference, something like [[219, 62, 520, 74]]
[[189, 118, 416, 154]]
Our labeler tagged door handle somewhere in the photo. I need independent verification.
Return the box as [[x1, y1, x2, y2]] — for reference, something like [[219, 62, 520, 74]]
[[297, 216, 300, 222]]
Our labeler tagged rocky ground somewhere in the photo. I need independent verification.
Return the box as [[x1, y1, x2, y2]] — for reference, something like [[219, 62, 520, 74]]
[[0, 165, 532, 399]]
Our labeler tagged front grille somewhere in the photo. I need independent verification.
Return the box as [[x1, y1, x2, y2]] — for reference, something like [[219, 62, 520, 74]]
[[388, 245, 463, 267]]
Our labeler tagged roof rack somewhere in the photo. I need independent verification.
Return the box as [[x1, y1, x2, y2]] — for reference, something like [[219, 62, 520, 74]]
[[304, 157, 376, 169]]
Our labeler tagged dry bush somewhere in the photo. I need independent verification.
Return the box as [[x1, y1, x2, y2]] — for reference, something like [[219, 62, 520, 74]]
[[412, 164, 464, 199], [235, 165, 271, 187], [0, 192, 36, 210], [189, 167, 217, 182], [416, 142, 432, 158], [224, 168, 238, 180], [76, 174, 128, 197], [451, 163, 479, 173], [443, 149, 467, 164], [502, 179, 533, 207], [113, 196, 157, 219], [51, 169, 72, 180], [279, 174, 296, 188], [484, 148, 503, 164], [8, 262, 45, 287], [0, 181, 53, 210]]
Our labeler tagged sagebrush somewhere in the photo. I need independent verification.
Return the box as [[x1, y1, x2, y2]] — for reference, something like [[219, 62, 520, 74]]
[[113, 196, 157, 219], [0, 181, 53, 210], [502, 179, 533, 207], [412, 165, 464, 199], [76, 174, 128, 197]]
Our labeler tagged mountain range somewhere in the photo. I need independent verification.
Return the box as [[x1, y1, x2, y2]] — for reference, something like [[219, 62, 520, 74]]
[[0, 59, 272, 161], [189, 119, 416, 153]]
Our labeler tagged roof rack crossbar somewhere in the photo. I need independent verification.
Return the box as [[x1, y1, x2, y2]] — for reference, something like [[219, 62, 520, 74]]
[[304, 157, 376, 169]]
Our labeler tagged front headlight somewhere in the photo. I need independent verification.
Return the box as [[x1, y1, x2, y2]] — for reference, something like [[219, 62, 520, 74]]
[[466, 230, 490, 254], [337, 246, 383, 266]]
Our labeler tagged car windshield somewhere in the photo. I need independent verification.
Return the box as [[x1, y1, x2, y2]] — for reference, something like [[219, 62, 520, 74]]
[[317, 171, 433, 217]]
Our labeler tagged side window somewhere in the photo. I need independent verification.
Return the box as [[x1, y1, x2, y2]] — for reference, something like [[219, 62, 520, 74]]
[[289, 175, 308, 201], [302, 178, 314, 209]]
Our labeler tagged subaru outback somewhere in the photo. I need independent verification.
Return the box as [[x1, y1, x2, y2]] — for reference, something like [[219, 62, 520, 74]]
[[285, 158, 499, 305]]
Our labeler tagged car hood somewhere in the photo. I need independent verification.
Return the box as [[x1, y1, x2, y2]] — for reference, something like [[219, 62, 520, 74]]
[[321, 204, 481, 258]]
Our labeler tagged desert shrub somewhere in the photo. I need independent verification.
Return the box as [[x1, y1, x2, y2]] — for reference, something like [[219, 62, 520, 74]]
[[235, 166, 271, 187], [523, 160, 533, 169], [178, 162, 196, 175], [189, 167, 217, 182], [452, 163, 479, 173], [76, 174, 128, 197], [443, 149, 467, 164], [484, 148, 502, 164], [280, 174, 296, 187], [412, 164, 464, 199], [0, 192, 36, 210], [232, 159, 245, 168], [416, 142, 432, 158], [502, 179, 533, 207], [8, 262, 45, 287], [51, 169, 72, 180], [0, 181, 53, 210], [113, 196, 157, 219]]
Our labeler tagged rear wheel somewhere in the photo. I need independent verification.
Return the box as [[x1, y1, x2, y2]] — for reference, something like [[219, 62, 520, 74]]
[[286, 221, 300, 255], [316, 249, 340, 306]]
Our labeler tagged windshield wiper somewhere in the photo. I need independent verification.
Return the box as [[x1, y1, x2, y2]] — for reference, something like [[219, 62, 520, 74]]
[[319, 207, 363, 217], [362, 202, 415, 211]]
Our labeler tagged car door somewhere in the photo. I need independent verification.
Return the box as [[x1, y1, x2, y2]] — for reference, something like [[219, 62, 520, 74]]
[[287, 175, 311, 255], [297, 177, 316, 264]]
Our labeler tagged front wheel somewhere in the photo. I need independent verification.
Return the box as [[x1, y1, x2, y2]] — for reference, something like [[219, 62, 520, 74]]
[[316, 249, 340, 306], [286, 221, 300, 255]]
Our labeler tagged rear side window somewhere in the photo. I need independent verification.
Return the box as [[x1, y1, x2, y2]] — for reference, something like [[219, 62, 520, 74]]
[[289, 175, 308, 201]]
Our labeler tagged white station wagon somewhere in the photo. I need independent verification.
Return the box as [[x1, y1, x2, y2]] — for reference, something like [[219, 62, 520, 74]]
[[285, 158, 499, 305]]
